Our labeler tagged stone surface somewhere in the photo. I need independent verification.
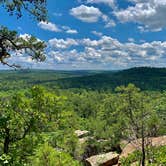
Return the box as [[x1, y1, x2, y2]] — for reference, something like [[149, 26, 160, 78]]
[[120, 135, 166, 158], [75, 130, 89, 138], [85, 152, 119, 166]]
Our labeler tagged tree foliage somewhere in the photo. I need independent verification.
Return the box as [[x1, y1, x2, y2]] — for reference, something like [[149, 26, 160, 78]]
[[116, 84, 161, 166], [0, 69, 165, 165], [0, 0, 47, 21], [0, 0, 47, 67], [31, 143, 80, 166], [0, 26, 46, 68]]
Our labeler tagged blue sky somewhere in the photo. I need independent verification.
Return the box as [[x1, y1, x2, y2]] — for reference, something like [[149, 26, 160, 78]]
[[1, 0, 166, 70]]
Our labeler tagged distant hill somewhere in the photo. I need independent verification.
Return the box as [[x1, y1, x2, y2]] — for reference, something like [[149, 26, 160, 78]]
[[0, 67, 166, 91], [55, 67, 166, 91]]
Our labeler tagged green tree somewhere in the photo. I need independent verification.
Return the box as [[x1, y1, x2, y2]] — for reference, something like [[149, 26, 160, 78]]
[[0, 0, 47, 67], [116, 84, 160, 166], [1, 0, 47, 21], [0, 92, 45, 155], [31, 143, 80, 166], [0, 86, 73, 164], [0, 27, 46, 68]]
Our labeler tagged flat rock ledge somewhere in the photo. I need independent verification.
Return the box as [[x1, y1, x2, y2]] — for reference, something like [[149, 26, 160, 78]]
[[75, 130, 90, 138], [85, 152, 119, 166]]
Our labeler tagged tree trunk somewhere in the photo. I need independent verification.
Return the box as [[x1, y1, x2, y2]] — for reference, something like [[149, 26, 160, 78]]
[[141, 136, 145, 166], [4, 128, 10, 154], [141, 111, 145, 166]]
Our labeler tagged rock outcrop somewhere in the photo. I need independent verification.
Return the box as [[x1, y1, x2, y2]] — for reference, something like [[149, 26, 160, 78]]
[[85, 152, 119, 166], [75, 130, 89, 138], [120, 135, 166, 158]]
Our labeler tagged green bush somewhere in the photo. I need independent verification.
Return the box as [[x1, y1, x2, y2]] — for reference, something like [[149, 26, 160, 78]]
[[30, 143, 81, 166]]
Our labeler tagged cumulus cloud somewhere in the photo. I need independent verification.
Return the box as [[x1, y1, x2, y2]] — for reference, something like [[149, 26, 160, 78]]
[[66, 29, 78, 34], [48, 38, 79, 49], [70, 5, 116, 27], [128, 38, 135, 42], [114, 0, 166, 31], [62, 26, 78, 34], [38, 22, 78, 34], [70, 5, 102, 23], [91, 31, 103, 37], [8, 34, 166, 69], [38, 21, 60, 32], [102, 14, 116, 27], [46, 35, 166, 69]]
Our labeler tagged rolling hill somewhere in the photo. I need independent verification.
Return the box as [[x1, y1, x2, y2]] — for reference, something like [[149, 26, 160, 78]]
[[0, 67, 166, 91]]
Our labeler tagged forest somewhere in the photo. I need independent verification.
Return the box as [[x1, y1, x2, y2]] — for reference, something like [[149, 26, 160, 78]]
[[0, 67, 166, 165], [0, 0, 166, 165]]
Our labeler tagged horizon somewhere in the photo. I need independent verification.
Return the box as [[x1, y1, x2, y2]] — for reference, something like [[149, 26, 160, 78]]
[[0, 66, 165, 72]]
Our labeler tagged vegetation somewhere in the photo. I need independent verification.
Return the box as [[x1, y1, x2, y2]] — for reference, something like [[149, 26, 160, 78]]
[[0, 67, 165, 165], [54, 67, 166, 91], [0, 0, 47, 68], [0, 0, 47, 21], [120, 146, 166, 165], [0, 1, 165, 165], [0, 67, 166, 91]]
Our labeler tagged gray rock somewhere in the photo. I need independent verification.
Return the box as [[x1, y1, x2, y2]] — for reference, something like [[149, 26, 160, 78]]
[[85, 152, 119, 166]]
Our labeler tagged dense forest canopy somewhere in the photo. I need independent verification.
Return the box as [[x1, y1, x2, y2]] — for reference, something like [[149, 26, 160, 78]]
[[0, 67, 165, 165], [0, 67, 165, 92]]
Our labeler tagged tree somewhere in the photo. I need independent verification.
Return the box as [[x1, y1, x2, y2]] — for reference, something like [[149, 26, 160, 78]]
[[0, 91, 45, 155], [0, 86, 57, 156], [0, 0, 47, 21], [0, 85, 81, 165], [31, 143, 80, 166], [0, 27, 46, 68], [0, 0, 47, 68], [116, 84, 160, 166]]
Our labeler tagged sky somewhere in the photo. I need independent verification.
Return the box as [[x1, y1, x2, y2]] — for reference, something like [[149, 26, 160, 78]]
[[1, 0, 166, 70]]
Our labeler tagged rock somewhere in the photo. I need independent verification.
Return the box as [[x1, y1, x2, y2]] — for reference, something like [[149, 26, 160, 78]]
[[85, 152, 119, 166], [120, 135, 166, 158], [79, 137, 90, 144], [75, 130, 89, 138]]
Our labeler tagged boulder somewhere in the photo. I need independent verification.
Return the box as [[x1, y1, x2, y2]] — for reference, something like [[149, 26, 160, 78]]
[[120, 135, 166, 158], [75, 130, 89, 138], [85, 152, 119, 166]]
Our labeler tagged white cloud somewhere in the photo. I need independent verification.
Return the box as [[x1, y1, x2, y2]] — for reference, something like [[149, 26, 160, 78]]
[[38, 21, 60, 32], [128, 38, 135, 42], [62, 26, 78, 34], [91, 31, 103, 37], [70, 5, 102, 23], [66, 29, 78, 34], [48, 38, 79, 49], [48, 51, 64, 63], [8, 33, 166, 69], [46, 35, 166, 69], [102, 14, 116, 27], [70, 5, 116, 27], [114, 0, 166, 31], [38, 22, 78, 34]]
